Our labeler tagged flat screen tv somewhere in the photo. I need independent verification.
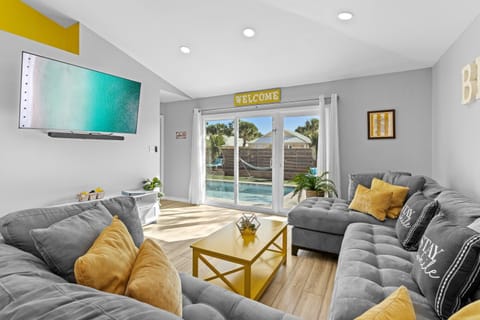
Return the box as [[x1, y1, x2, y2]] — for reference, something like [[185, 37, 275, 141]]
[[19, 52, 141, 134]]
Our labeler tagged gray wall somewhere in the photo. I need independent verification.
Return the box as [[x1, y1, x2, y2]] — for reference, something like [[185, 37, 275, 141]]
[[162, 69, 433, 202], [0, 26, 171, 214], [432, 15, 480, 199]]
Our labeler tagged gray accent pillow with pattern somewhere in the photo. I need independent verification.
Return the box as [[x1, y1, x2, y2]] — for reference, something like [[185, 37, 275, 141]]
[[395, 191, 439, 251], [411, 213, 480, 319]]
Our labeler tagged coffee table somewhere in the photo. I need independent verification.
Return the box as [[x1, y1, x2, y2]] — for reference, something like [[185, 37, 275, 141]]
[[190, 218, 287, 300]]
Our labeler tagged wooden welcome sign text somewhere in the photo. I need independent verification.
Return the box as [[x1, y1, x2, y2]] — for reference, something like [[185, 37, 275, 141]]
[[234, 88, 281, 107]]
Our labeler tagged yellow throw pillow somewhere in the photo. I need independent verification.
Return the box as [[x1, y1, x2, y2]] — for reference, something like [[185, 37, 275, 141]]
[[371, 178, 409, 219], [126, 239, 182, 316], [74, 216, 138, 295], [448, 300, 480, 320], [355, 286, 415, 320], [348, 184, 393, 221]]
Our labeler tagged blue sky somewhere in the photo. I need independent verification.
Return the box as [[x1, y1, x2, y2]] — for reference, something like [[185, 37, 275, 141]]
[[207, 115, 318, 135]]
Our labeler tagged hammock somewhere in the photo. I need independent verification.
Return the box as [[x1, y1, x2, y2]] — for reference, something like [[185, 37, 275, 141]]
[[239, 158, 272, 171]]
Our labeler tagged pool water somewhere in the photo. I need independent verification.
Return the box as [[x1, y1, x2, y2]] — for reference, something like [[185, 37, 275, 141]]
[[206, 180, 294, 205]]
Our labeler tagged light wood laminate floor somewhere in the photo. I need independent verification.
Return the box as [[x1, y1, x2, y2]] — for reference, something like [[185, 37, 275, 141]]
[[143, 200, 338, 320]]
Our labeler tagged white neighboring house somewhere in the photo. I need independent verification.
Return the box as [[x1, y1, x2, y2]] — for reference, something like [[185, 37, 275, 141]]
[[205, 135, 244, 148], [249, 130, 311, 149]]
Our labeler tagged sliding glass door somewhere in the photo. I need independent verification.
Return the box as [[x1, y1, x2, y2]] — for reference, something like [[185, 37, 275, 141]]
[[238, 116, 273, 208], [282, 115, 320, 210], [204, 108, 320, 214], [205, 118, 234, 205]]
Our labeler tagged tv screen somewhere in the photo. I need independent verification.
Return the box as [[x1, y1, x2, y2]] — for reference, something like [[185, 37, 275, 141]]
[[19, 52, 141, 134]]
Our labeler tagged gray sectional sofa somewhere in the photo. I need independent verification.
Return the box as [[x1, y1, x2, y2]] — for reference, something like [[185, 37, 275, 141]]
[[288, 173, 480, 319], [0, 196, 299, 320]]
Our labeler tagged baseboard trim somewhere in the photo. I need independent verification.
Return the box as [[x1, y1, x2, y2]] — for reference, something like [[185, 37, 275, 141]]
[[162, 196, 190, 203]]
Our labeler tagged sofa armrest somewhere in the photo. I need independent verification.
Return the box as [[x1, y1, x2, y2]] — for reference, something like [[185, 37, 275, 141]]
[[180, 273, 300, 320]]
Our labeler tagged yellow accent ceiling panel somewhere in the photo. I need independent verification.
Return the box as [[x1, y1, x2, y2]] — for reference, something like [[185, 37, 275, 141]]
[[0, 0, 79, 54]]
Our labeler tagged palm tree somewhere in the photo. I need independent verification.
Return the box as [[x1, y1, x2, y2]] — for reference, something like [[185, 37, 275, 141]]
[[208, 134, 225, 161], [206, 122, 233, 136], [239, 121, 261, 147]]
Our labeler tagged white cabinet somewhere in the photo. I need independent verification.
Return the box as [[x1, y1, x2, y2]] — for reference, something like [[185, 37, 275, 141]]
[[132, 192, 159, 225]]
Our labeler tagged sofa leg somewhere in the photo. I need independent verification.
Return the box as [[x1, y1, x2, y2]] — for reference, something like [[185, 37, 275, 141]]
[[291, 245, 299, 256]]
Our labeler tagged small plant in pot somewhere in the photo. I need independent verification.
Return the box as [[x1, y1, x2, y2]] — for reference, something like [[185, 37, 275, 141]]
[[291, 171, 338, 200], [143, 177, 165, 200]]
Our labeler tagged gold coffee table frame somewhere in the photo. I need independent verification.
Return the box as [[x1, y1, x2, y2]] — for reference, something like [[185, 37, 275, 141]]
[[190, 219, 287, 300]]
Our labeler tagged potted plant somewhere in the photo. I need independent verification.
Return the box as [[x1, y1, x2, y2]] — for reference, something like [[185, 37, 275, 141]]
[[143, 177, 165, 200], [291, 171, 338, 200]]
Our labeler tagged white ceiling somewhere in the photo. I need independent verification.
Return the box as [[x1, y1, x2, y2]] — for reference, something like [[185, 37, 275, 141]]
[[23, 0, 480, 102]]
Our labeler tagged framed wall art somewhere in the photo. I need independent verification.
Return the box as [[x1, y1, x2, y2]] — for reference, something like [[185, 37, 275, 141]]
[[367, 109, 396, 139], [176, 131, 187, 139]]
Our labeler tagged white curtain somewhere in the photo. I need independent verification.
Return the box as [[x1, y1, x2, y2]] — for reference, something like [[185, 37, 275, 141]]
[[188, 108, 205, 204], [317, 94, 341, 198]]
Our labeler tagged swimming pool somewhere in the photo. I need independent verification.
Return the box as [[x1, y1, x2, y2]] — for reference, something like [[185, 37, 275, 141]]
[[206, 180, 294, 205]]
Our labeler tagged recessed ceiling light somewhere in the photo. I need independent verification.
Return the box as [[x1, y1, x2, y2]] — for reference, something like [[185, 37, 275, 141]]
[[243, 28, 256, 38], [179, 46, 191, 54], [337, 11, 353, 21]]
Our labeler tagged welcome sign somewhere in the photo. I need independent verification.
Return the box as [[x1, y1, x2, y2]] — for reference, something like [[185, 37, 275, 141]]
[[234, 88, 281, 107]]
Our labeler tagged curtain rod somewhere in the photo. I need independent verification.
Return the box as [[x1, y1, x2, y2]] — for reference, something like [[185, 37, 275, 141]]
[[200, 95, 337, 115]]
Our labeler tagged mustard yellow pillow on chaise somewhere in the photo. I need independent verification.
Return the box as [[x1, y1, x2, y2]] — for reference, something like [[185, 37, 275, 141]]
[[126, 239, 182, 316], [371, 178, 409, 219], [74, 216, 138, 295], [448, 300, 480, 320], [348, 184, 393, 221], [355, 286, 416, 320]]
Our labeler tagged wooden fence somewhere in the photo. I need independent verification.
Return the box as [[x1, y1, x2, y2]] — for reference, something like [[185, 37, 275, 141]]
[[219, 147, 314, 180]]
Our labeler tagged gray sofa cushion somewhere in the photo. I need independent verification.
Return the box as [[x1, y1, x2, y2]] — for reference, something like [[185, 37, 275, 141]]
[[0, 196, 143, 258], [422, 177, 447, 199], [347, 172, 385, 202], [180, 273, 299, 320], [0, 276, 182, 320], [328, 223, 439, 320], [395, 192, 439, 251], [288, 197, 396, 236], [435, 190, 480, 225], [411, 214, 480, 319], [0, 238, 66, 285], [30, 203, 113, 282], [383, 173, 426, 198]]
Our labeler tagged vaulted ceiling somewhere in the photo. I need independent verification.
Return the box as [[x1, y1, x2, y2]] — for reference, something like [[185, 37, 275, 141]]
[[23, 0, 480, 102]]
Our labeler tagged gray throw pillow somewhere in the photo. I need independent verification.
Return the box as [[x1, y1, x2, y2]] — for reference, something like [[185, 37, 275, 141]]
[[347, 171, 412, 202], [0, 196, 143, 258], [395, 192, 439, 251], [411, 213, 480, 319], [347, 172, 385, 202], [30, 203, 113, 282], [383, 172, 425, 199]]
